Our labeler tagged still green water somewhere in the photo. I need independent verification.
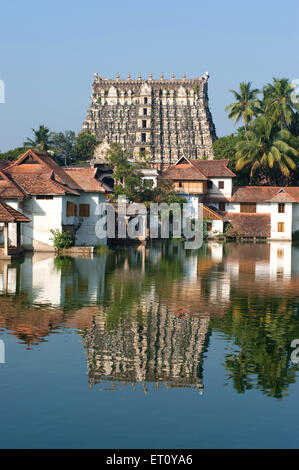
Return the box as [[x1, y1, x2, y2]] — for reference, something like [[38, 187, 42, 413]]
[[0, 241, 298, 448]]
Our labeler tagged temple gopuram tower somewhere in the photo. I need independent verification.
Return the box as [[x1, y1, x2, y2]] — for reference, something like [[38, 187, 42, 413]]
[[83, 72, 217, 165]]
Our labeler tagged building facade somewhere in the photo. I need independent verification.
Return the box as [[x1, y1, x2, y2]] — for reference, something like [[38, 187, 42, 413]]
[[83, 72, 217, 166], [161, 157, 299, 240], [0, 149, 108, 251]]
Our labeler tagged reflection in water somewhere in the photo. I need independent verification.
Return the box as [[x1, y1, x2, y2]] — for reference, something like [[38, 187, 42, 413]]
[[83, 307, 209, 392], [0, 242, 299, 398]]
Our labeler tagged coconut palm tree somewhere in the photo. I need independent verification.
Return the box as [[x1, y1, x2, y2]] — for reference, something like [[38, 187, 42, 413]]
[[225, 82, 261, 137], [262, 78, 298, 129], [24, 125, 52, 151], [235, 116, 299, 185]]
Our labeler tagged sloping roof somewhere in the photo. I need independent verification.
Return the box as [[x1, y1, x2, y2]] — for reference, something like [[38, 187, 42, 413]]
[[202, 196, 231, 203], [224, 213, 271, 238], [0, 161, 9, 170], [0, 171, 27, 199], [0, 201, 31, 223], [231, 186, 299, 203], [202, 205, 223, 220], [63, 168, 105, 193], [283, 188, 299, 202], [268, 187, 299, 203], [160, 163, 207, 181], [191, 159, 236, 178], [268, 189, 296, 203], [160, 157, 235, 181], [3, 149, 81, 196]]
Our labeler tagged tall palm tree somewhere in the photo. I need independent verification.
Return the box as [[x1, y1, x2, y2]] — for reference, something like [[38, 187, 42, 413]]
[[235, 116, 299, 185], [225, 82, 261, 137], [24, 125, 52, 151], [262, 78, 298, 129]]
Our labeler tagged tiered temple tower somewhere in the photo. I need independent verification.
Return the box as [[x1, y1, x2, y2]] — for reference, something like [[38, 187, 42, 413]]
[[83, 72, 217, 165]]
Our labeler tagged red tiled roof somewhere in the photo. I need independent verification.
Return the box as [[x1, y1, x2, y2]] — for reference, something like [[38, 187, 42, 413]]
[[160, 157, 236, 181], [63, 168, 105, 192], [0, 171, 27, 199], [191, 159, 236, 178], [202, 196, 231, 203], [202, 205, 223, 220], [231, 186, 299, 203], [160, 163, 207, 181], [224, 213, 271, 238], [270, 188, 299, 202], [3, 149, 81, 196], [268, 190, 296, 203], [0, 201, 31, 223]]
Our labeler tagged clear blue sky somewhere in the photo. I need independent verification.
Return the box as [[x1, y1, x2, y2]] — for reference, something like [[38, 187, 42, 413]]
[[0, 0, 297, 152]]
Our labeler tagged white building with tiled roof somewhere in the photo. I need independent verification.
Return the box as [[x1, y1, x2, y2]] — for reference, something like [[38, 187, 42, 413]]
[[160, 157, 299, 240], [0, 149, 108, 250]]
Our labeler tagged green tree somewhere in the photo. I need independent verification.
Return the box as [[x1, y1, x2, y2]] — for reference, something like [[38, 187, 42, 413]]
[[289, 111, 299, 137], [225, 82, 261, 137], [213, 134, 240, 161], [107, 143, 184, 205], [235, 116, 299, 185], [0, 146, 26, 161], [107, 143, 146, 202], [24, 125, 52, 151], [153, 179, 186, 205], [213, 133, 253, 186], [74, 129, 97, 162], [262, 78, 299, 130], [212, 292, 299, 399], [51, 130, 77, 165], [50, 229, 73, 250]]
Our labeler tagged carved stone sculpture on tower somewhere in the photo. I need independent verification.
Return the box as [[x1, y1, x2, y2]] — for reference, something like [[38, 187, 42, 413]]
[[83, 72, 217, 166]]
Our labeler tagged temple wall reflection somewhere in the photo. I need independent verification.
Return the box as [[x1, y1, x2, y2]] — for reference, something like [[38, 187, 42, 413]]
[[0, 241, 299, 395], [83, 305, 210, 391]]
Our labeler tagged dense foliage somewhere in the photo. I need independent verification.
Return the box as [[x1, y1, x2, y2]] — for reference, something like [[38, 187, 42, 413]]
[[51, 130, 77, 165], [50, 229, 73, 250], [0, 127, 97, 164], [0, 147, 26, 161], [107, 143, 184, 204], [73, 129, 97, 162], [24, 125, 52, 152], [217, 78, 299, 186]]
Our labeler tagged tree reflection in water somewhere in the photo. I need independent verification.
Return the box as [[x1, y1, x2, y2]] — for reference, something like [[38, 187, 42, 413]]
[[0, 241, 298, 397]]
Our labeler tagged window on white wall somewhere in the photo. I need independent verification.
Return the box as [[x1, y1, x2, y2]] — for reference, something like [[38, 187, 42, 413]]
[[278, 222, 285, 233], [278, 203, 285, 213]]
